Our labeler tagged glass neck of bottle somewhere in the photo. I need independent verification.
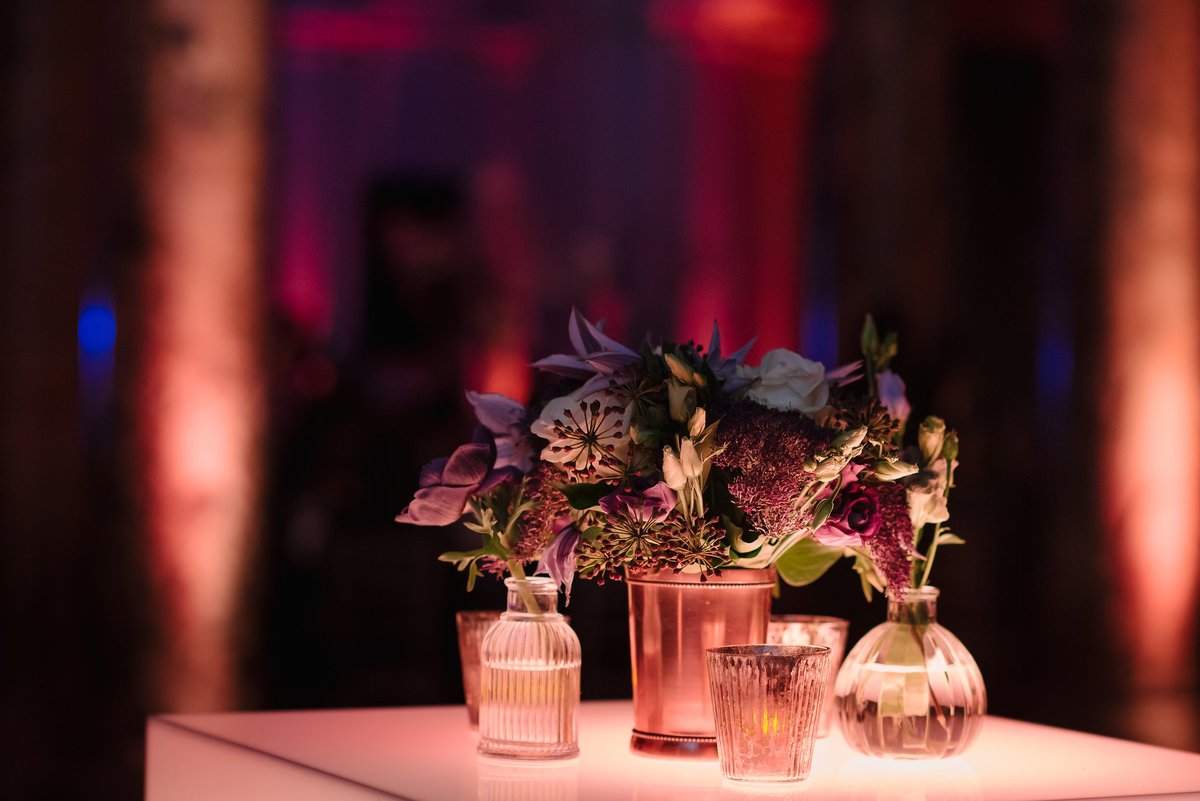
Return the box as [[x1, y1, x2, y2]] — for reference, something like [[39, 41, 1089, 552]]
[[504, 577, 559, 617], [887, 586, 939, 626]]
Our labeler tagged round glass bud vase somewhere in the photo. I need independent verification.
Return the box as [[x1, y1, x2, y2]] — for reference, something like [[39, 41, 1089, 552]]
[[834, 586, 986, 759], [478, 577, 582, 760]]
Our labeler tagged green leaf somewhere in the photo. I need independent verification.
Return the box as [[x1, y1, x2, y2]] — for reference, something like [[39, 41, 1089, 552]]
[[466, 560, 482, 592], [439, 548, 487, 564], [935, 532, 966, 546], [558, 482, 612, 510], [581, 525, 605, 543], [858, 569, 874, 602], [775, 538, 846, 587], [851, 550, 884, 601]]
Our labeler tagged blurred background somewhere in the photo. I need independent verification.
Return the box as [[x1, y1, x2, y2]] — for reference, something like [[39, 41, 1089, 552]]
[[2, 0, 1199, 797]]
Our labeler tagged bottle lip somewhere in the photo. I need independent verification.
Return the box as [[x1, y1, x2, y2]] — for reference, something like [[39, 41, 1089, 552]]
[[503, 576, 557, 591], [889, 585, 940, 601]]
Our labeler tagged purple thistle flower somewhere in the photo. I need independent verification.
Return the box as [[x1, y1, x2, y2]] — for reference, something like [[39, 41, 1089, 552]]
[[511, 463, 572, 562], [396, 430, 520, 527], [868, 480, 922, 598], [713, 400, 835, 537]]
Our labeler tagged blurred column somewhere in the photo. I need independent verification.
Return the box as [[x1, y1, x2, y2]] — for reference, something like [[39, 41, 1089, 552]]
[[1102, 0, 1200, 692], [139, 0, 268, 711]]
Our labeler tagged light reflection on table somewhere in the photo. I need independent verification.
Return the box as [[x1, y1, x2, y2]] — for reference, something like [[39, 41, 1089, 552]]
[[146, 700, 1200, 801]]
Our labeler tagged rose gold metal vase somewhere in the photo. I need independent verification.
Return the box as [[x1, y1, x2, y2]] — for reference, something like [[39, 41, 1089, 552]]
[[626, 568, 775, 758]]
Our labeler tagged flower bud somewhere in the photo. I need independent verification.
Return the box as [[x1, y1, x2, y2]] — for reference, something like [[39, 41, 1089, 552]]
[[942, 431, 959, 461], [833, 426, 868, 454], [873, 458, 918, 481], [919, 416, 946, 465]]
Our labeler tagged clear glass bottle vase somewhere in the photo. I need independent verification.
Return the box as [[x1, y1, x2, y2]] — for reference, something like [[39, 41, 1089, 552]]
[[478, 576, 581, 760], [834, 586, 986, 759]]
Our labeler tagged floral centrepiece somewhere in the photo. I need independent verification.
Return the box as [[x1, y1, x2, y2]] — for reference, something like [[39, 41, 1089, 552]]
[[397, 309, 963, 600]]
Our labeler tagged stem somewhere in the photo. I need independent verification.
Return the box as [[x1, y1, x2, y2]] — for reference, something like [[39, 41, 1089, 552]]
[[917, 455, 955, 588], [918, 522, 942, 588], [505, 559, 545, 615]]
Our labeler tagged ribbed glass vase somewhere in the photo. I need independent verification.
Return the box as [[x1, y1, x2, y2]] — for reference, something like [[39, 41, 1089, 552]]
[[477, 577, 581, 760], [834, 586, 986, 759]]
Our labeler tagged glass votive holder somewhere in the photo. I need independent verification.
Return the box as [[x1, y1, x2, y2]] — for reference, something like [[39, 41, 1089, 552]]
[[767, 615, 849, 737], [706, 644, 831, 784], [456, 611, 501, 728]]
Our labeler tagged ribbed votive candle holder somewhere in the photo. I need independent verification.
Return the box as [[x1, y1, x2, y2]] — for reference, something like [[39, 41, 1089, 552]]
[[706, 644, 831, 783]]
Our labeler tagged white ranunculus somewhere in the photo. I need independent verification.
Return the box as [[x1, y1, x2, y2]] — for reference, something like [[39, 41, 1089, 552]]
[[738, 349, 829, 413]]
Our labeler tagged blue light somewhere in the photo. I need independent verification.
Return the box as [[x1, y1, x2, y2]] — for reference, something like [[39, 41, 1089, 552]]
[[78, 304, 117, 355]]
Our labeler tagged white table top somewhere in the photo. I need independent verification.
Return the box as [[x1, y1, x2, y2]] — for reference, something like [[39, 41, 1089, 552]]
[[145, 699, 1200, 801]]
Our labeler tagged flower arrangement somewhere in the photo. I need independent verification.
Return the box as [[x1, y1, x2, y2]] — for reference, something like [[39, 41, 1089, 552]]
[[397, 309, 961, 601]]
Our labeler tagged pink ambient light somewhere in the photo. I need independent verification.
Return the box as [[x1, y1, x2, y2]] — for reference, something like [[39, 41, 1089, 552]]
[[140, 0, 268, 712], [1102, 0, 1200, 692]]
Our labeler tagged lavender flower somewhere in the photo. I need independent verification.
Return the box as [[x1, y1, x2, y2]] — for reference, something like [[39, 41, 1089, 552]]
[[467, 391, 535, 472], [535, 518, 582, 602], [532, 307, 641, 379], [396, 432, 519, 526], [876, 370, 911, 429], [703, 321, 756, 392], [599, 481, 677, 525]]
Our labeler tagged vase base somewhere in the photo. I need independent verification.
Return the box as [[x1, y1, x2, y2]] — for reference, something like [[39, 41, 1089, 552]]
[[629, 730, 718, 759]]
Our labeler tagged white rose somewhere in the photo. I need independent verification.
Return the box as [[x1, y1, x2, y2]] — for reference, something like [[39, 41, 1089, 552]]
[[739, 349, 829, 413]]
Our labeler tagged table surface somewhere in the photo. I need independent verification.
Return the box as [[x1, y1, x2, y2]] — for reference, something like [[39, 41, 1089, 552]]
[[145, 699, 1200, 801]]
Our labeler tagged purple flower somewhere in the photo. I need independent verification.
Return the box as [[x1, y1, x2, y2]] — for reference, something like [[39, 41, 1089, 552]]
[[599, 481, 677, 525], [813, 484, 882, 548], [826, 360, 864, 386], [535, 517, 582, 602], [704, 321, 756, 391], [877, 370, 911, 427], [395, 431, 520, 526], [532, 307, 641, 379], [467, 391, 535, 472]]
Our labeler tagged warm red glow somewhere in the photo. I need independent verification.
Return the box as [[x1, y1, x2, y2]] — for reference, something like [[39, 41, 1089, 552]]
[[471, 162, 536, 403], [653, 0, 827, 76], [670, 1, 826, 356], [141, 0, 267, 712], [277, 185, 333, 336], [1103, 0, 1200, 690], [282, 7, 424, 55]]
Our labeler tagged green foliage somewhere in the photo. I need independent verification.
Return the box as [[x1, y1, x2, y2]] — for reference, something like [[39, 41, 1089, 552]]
[[851, 549, 884, 601], [558, 482, 611, 511], [775, 538, 846, 587]]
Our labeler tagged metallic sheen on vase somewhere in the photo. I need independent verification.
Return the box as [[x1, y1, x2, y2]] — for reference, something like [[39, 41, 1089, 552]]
[[626, 568, 775, 758]]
